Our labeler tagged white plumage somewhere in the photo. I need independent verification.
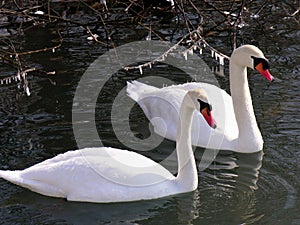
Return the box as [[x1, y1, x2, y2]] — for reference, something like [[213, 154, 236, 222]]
[[0, 148, 177, 203]]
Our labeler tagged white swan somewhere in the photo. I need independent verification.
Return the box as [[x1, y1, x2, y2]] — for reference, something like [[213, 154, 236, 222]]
[[0, 89, 215, 203], [127, 45, 274, 153]]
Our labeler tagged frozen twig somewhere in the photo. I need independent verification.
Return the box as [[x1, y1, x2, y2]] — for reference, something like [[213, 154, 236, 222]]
[[123, 28, 230, 72]]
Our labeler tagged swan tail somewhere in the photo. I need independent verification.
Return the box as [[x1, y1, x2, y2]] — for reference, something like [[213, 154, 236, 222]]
[[126, 81, 158, 102], [0, 170, 66, 198], [0, 170, 23, 185]]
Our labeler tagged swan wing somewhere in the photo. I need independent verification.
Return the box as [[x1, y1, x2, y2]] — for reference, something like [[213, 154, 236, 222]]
[[127, 81, 238, 149]]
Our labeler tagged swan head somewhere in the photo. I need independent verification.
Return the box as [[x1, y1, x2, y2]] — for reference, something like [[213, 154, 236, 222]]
[[230, 45, 274, 81], [186, 89, 217, 129]]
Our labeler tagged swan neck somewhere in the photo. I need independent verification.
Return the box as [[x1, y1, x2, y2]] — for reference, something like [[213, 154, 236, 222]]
[[229, 62, 263, 149], [176, 96, 197, 190]]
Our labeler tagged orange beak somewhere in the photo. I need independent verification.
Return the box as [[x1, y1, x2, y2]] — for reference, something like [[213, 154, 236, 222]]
[[255, 63, 274, 81], [201, 108, 217, 129]]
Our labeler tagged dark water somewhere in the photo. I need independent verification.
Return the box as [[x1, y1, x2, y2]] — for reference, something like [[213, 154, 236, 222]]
[[0, 3, 299, 225]]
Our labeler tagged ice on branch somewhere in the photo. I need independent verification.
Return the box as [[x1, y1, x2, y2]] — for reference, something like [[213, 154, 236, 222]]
[[34, 11, 44, 15], [16, 72, 21, 81], [219, 56, 225, 66], [250, 14, 260, 19], [211, 50, 215, 58], [183, 51, 188, 60], [138, 65, 143, 75], [167, 0, 174, 7], [25, 86, 31, 96], [215, 52, 219, 61]]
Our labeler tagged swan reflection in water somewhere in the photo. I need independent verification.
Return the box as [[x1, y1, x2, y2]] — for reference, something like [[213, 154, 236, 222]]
[[198, 149, 264, 224], [199, 149, 264, 192]]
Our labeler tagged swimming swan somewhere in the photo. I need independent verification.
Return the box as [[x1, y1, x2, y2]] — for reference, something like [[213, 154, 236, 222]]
[[127, 45, 274, 153], [0, 89, 216, 203]]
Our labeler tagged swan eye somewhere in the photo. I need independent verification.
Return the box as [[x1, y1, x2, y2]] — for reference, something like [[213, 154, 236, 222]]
[[251, 56, 270, 70], [208, 104, 212, 111], [197, 99, 212, 112]]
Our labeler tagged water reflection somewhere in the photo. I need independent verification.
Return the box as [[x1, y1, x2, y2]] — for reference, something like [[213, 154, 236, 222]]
[[198, 150, 264, 224], [1, 187, 201, 225]]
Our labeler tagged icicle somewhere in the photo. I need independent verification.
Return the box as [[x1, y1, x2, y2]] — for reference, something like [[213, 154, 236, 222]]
[[16, 72, 21, 81], [145, 31, 151, 41], [52, 48, 55, 53], [183, 51, 188, 60], [203, 43, 206, 48], [238, 22, 245, 28], [25, 86, 31, 96], [8, 77, 11, 83], [193, 45, 197, 50], [34, 10, 44, 15], [21, 72, 26, 80], [1, 79, 3, 85], [87, 34, 99, 41], [250, 14, 260, 19], [219, 56, 224, 66], [188, 49, 193, 55], [149, 63, 152, 69], [138, 65, 143, 75], [215, 52, 219, 61], [167, 0, 174, 7], [211, 49, 215, 58], [5, 78, 8, 84], [100, 0, 108, 10], [199, 48, 203, 55]]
